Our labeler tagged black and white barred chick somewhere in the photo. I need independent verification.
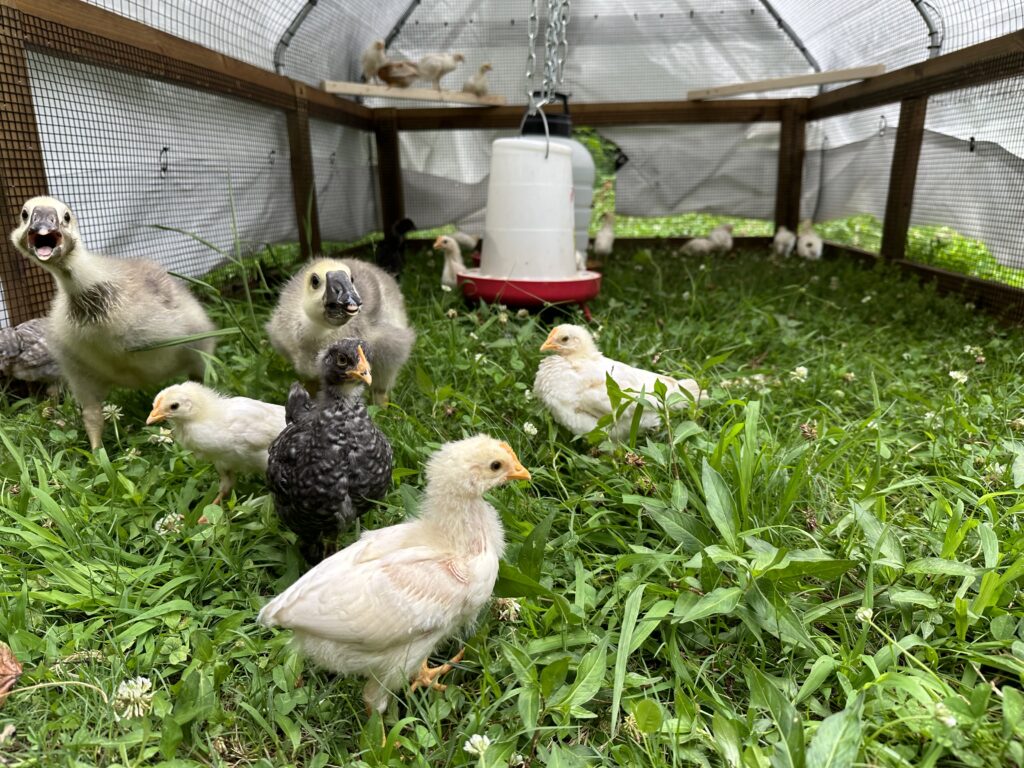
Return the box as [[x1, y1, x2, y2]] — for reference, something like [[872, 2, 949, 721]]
[[0, 317, 60, 386], [267, 338, 393, 565]]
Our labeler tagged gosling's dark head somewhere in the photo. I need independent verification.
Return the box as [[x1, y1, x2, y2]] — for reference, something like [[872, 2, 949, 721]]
[[10, 196, 80, 267], [300, 258, 362, 327], [319, 339, 372, 388]]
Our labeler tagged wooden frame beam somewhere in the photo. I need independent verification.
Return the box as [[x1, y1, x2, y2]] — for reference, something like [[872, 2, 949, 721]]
[[286, 84, 322, 259], [374, 109, 405, 235], [881, 97, 928, 261], [388, 98, 789, 131], [322, 80, 506, 106], [808, 29, 1024, 119], [0, 5, 54, 325], [687, 64, 885, 101], [774, 103, 806, 233]]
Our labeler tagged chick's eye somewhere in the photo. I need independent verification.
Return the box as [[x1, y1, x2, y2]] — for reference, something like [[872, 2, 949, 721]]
[[560, 336, 570, 343], [310, 274, 321, 289], [170, 403, 180, 411], [490, 460, 503, 471], [63, 212, 71, 224], [20, 209, 27, 221]]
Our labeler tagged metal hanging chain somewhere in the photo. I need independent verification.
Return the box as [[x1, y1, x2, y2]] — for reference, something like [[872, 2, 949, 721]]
[[525, 0, 570, 115]]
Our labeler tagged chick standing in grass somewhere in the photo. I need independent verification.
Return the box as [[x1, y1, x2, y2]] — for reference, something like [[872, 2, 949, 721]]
[[0, 317, 60, 387], [146, 382, 286, 506], [433, 235, 466, 289], [797, 220, 823, 260], [267, 339, 393, 565], [773, 225, 796, 258], [681, 223, 733, 256], [535, 324, 703, 440], [593, 211, 615, 260], [10, 196, 216, 449], [462, 63, 492, 97], [418, 52, 464, 90], [258, 434, 529, 714], [266, 256, 415, 405]]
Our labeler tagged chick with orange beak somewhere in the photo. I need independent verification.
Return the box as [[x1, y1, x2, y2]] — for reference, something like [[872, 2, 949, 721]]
[[146, 382, 286, 506], [259, 434, 529, 715], [534, 324, 704, 439]]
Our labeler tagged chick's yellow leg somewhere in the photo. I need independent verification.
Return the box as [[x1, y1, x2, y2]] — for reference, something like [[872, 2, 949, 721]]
[[81, 401, 104, 450], [410, 648, 465, 693]]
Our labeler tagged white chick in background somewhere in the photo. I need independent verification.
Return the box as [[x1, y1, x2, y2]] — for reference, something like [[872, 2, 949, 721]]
[[708, 223, 734, 254], [433, 235, 466, 289], [450, 230, 482, 254], [147, 382, 286, 505], [418, 53, 464, 90], [534, 324, 703, 440], [773, 225, 796, 258], [258, 434, 530, 714], [593, 211, 615, 259], [361, 40, 388, 84], [797, 220, 823, 260], [462, 63, 492, 97]]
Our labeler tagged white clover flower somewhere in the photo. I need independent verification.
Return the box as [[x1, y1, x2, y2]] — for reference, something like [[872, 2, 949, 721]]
[[441, 284, 453, 293], [949, 370, 969, 385], [682, 291, 691, 301], [965, 301, 976, 311], [902, 352, 913, 361], [469, 332, 479, 341], [935, 702, 957, 729], [1008, 417, 1024, 432], [964, 344, 983, 356], [113, 676, 153, 720], [523, 422, 538, 437], [842, 371, 856, 382], [524, 389, 533, 402], [516, 308, 530, 319], [102, 404, 123, 423], [498, 312, 509, 325], [474, 353, 484, 363], [446, 308, 458, 319], [699, 263, 706, 271], [809, 275, 820, 284], [463, 734, 492, 757], [923, 410, 936, 422], [509, 754, 527, 767], [496, 597, 522, 622], [855, 607, 873, 624], [829, 276, 840, 291], [789, 366, 809, 382], [147, 428, 174, 446], [154, 513, 183, 535], [861, 294, 873, 304]]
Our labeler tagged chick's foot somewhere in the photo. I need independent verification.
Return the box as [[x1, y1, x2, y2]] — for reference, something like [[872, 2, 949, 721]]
[[410, 648, 465, 693]]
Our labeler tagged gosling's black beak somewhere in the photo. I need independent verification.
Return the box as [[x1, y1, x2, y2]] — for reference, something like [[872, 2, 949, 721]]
[[26, 206, 63, 261], [323, 270, 362, 325]]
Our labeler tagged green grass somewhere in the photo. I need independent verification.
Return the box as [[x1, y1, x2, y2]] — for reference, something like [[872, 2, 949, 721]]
[[3, 242, 1024, 767]]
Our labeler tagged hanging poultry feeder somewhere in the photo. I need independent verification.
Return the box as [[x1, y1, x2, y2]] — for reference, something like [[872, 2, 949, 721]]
[[458, 136, 601, 311]]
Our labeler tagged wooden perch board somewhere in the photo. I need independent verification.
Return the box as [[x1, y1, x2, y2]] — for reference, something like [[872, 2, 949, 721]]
[[321, 80, 506, 106], [687, 65, 886, 100]]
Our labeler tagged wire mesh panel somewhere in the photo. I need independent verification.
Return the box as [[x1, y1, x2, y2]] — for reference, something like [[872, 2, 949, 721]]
[[907, 78, 1024, 289], [931, 0, 1024, 53], [309, 119, 379, 243], [804, 105, 900, 252], [24, 50, 297, 278]]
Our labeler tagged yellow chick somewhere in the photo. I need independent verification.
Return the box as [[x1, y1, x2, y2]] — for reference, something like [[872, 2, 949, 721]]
[[147, 382, 286, 505], [258, 434, 530, 714], [534, 324, 704, 440]]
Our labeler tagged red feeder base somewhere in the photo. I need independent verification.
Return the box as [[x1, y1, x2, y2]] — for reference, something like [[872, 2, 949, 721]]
[[457, 269, 601, 308]]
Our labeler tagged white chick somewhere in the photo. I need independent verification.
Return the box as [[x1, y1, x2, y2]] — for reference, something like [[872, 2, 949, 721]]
[[418, 53, 464, 90], [534, 324, 704, 440], [680, 236, 716, 256], [377, 61, 420, 88], [796, 220, 823, 261], [593, 211, 615, 259], [708, 224, 734, 254], [462, 63, 492, 97], [361, 40, 387, 84], [773, 226, 796, 258], [450, 230, 481, 254], [433, 235, 466, 289], [258, 434, 530, 714], [575, 250, 587, 271], [266, 257, 415, 405], [10, 196, 216, 449], [147, 382, 285, 505]]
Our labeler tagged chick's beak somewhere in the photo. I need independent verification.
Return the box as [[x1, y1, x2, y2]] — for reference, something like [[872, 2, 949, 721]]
[[146, 402, 165, 425], [432, 236, 445, 250], [539, 328, 560, 352], [500, 441, 531, 481], [348, 345, 373, 385]]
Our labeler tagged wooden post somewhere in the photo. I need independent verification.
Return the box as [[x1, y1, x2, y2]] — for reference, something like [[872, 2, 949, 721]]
[[286, 83, 322, 259], [373, 108, 405, 233], [774, 103, 806, 233], [0, 5, 54, 326], [881, 96, 928, 260]]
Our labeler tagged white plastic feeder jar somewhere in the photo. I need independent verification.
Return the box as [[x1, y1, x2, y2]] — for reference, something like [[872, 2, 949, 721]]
[[480, 137, 576, 279]]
